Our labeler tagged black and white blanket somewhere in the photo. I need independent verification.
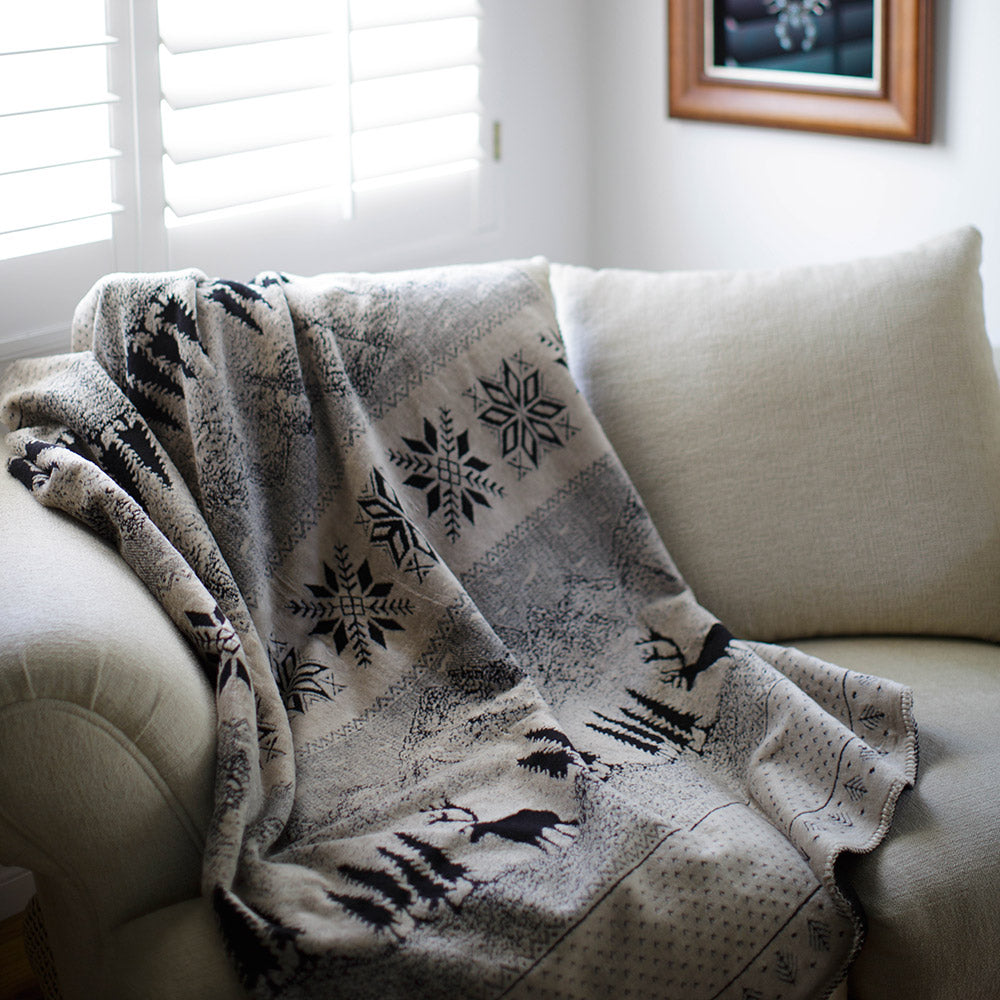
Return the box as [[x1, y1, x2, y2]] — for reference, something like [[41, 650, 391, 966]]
[[0, 260, 916, 999]]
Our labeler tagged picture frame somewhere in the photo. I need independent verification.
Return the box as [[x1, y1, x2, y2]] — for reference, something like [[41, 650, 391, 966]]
[[668, 0, 933, 142]]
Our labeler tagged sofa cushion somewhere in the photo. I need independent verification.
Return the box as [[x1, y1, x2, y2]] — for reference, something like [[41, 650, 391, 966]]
[[552, 228, 1000, 642], [782, 636, 1000, 1000]]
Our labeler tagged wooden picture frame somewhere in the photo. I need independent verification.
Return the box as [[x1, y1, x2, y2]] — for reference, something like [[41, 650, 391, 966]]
[[668, 0, 933, 142]]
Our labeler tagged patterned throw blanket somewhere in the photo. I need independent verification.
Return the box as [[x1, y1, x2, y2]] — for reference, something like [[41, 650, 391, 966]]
[[0, 260, 915, 999]]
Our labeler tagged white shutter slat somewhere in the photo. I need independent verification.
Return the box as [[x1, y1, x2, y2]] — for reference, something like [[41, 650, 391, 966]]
[[0, 148, 121, 178], [351, 65, 479, 132], [349, 0, 481, 31], [0, 161, 121, 236], [349, 17, 480, 82], [157, 0, 351, 221], [0, 94, 118, 119], [163, 139, 344, 218], [156, 0, 484, 225], [161, 90, 340, 163], [0, 35, 116, 57], [0, 0, 120, 260], [348, 8, 484, 193], [0, 46, 116, 116], [352, 113, 481, 184], [159, 37, 340, 111], [158, 0, 337, 54], [0, 105, 120, 173], [4, 0, 108, 53]]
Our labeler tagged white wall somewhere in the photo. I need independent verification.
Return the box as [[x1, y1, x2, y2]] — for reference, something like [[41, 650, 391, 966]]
[[586, 0, 1000, 340]]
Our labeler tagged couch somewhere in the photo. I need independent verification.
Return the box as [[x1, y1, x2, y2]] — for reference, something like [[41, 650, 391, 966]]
[[1, 227, 998, 1000]]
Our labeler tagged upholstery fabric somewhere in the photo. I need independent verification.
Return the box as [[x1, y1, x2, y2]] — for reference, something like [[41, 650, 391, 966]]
[[0, 261, 914, 999], [0, 433, 218, 999], [785, 636, 1000, 1000], [551, 228, 1000, 642]]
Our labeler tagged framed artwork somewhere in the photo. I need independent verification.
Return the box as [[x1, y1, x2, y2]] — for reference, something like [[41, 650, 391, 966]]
[[668, 0, 933, 142]]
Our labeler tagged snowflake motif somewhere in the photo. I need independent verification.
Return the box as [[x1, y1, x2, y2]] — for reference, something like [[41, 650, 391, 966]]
[[464, 352, 576, 478], [388, 409, 504, 542], [269, 641, 345, 714], [185, 605, 249, 689], [356, 468, 439, 580], [254, 693, 287, 762], [288, 546, 413, 667]]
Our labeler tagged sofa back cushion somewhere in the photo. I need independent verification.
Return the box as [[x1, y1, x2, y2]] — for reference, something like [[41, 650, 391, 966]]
[[552, 227, 1000, 642]]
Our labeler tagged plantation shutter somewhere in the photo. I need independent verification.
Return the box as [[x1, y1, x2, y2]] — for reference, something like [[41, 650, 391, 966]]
[[0, 0, 120, 260], [157, 0, 484, 224], [156, 0, 353, 221], [348, 0, 484, 194]]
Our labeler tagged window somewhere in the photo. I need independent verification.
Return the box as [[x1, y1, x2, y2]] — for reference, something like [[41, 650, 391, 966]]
[[0, 0, 488, 363], [0, 0, 119, 261]]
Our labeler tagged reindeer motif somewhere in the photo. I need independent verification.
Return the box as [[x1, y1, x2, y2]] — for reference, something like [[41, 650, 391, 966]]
[[428, 801, 578, 850], [637, 621, 734, 691]]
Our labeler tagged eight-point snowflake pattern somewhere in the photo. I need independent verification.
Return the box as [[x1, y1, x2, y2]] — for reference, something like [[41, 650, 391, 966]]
[[465, 352, 576, 478], [288, 545, 414, 667], [269, 640, 345, 714], [185, 604, 250, 691], [356, 468, 439, 580], [388, 409, 504, 542]]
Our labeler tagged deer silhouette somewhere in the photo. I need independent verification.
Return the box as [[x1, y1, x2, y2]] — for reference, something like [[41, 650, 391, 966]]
[[638, 621, 734, 691], [428, 801, 578, 850]]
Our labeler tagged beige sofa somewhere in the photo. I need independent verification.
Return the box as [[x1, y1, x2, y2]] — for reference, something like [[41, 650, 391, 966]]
[[1, 227, 998, 999]]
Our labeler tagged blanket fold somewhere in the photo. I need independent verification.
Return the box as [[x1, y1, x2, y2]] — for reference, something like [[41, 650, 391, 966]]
[[0, 259, 916, 1000]]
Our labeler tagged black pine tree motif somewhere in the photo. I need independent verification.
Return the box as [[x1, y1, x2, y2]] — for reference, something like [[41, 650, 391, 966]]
[[808, 918, 832, 952], [212, 888, 307, 993], [859, 705, 887, 731], [588, 687, 711, 756], [325, 891, 402, 939], [775, 950, 798, 985], [517, 748, 577, 779], [337, 864, 413, 910], [464, 351, 577, 478], [123, 292, 208, 434], [843, 776, 868, 801], [269, 641, 344, 714], [203, 278, 271, 335], [98, 414, 172, 509], [388, 409, 503, 542], [517, 726, 589, 779], [288, 546, 413, 667], [325, 829, 475, 941], [355, 467, 439, 580], [394, 832, 473, 886], [7, 435, 82, 493]]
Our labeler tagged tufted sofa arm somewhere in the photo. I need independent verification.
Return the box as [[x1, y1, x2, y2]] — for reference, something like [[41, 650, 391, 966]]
[[0, 436, 218, 998]]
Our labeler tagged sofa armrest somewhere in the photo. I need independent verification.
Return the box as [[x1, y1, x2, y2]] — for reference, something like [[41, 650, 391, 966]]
[[0, 435, 217, 996]]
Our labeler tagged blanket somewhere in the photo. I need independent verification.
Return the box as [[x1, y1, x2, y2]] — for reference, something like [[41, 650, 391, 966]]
[[0, 260, 916, 999]]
